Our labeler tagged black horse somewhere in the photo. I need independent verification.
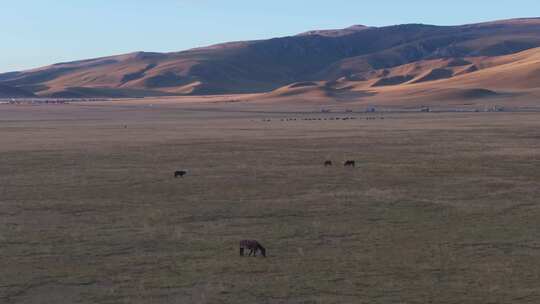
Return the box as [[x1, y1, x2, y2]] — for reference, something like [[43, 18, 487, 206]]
[[324, 160, 333, 167], [174, 170, 188, 178], [240, 240, 266, 257], [344, 160, 356, 167]]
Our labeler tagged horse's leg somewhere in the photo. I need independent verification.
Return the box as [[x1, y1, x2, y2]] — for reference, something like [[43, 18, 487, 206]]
[[240, 248, 244, 256]]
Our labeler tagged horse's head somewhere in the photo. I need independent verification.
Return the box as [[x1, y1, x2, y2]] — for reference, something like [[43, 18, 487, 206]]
[[258, 245, 266, 257]]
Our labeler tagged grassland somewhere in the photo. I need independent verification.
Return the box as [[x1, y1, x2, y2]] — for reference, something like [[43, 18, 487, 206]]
[[1, 101, 539, 303]]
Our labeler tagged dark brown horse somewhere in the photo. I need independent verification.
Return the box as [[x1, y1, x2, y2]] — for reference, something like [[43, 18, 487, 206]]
[[344, 160, 356, 167], [324, 160, 333, 167], [174, 170, 187, 178], [240, 240, 266, 257]]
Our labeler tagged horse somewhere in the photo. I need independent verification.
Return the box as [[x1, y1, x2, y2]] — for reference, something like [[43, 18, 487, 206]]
[[324, 160, 333, 167], [240, 240, 266, 257], [174, 170, 188, 178], [344, 160, 356, 167]]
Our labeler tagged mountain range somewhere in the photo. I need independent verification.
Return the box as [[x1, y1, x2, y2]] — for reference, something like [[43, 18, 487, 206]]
[[1, 18, 540, 103]]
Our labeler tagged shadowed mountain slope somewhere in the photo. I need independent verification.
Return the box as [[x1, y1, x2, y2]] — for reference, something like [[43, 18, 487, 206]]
[[0, 84, 36, 98]]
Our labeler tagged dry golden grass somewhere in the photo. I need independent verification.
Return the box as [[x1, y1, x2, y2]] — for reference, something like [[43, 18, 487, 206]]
[[1, 101, 540, 303]]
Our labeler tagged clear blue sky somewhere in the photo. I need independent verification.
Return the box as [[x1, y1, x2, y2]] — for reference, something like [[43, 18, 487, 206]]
[[1, 0, 538, 72]]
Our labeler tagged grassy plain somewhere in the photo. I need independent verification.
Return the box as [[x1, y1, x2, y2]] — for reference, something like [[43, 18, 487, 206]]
[[1, 100, 539, 303]]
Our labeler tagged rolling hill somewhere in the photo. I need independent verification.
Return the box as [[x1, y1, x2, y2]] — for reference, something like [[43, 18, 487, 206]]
[[262, 46, 540, 106], [1, 18, 540, 100]]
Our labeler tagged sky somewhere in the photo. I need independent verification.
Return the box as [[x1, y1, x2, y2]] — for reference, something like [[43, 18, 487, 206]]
[[1, 0, 539, 72]]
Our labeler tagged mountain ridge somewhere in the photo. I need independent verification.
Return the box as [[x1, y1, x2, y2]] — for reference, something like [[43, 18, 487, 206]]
[[2, 18, 540, 99]]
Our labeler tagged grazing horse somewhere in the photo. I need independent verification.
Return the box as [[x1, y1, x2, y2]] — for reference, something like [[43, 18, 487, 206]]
[[240, 240, 266, 257], [174, 170, 187, 178], [344, 160, 356, 167], [324, 160, 333, 167]]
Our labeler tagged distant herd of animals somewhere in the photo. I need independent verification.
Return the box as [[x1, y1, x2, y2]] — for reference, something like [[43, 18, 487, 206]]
[[260, 116, 384, 122], [174, 160, 356, 258]]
